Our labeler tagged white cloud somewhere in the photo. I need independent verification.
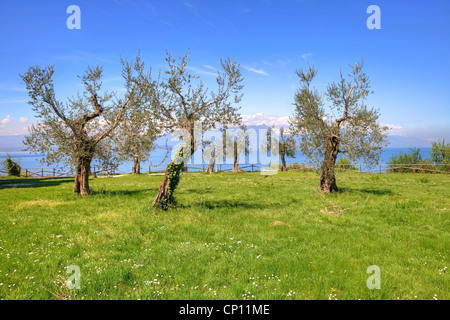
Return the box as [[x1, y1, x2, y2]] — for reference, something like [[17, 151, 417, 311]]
[[1, 115, 11, 124], [186, 66, 217, 76], [242, 66, 269, 76], [385, 124, 403, 130], [301, 53, 312, 60], [384, 123, 450, 143], [19, 117, 28, 123], [241, 113, 290, 127], [203, 64, 216, 71], [384, 123, 405, 136]]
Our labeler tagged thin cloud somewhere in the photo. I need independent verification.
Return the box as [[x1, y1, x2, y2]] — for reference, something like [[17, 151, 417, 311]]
[[0, 99, 28, 104], [181, 1, 217, 29], [301, 53, 313, 60], [186, 66, 217, 76], [0, 83, 27, 92], [242, 66, 269, 76], [277, 59, 291, 67], [262, 61, 274, 67], [103, 76, 123, 83], [203, 65, 217, 71], [182, 1, 195, 9]]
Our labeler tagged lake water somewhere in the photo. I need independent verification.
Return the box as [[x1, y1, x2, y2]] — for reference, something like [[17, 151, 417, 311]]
[[0, 147, 432, 175]]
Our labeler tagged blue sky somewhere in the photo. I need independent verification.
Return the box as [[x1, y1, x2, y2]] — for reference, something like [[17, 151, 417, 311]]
[[0, 0, 449, 146]]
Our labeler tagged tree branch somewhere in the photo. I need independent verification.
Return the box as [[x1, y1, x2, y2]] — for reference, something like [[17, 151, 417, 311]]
[[73, 93, 104, 129], [93, 97, 129, 145], [336, 85, 356, 126], [194, 95, 226, 114]]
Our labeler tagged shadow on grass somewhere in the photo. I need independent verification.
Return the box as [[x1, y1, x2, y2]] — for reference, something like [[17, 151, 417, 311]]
[[183, 188, 214, 194], [90, 188, 157, 196], [0, 177, 74, 189], [339, 186, 394, 196], [180, 199, 264, 210]]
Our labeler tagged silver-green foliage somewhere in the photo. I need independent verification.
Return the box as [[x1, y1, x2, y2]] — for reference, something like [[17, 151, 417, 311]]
[[20, 55, 151, 172], [290, 60, 389, 168]]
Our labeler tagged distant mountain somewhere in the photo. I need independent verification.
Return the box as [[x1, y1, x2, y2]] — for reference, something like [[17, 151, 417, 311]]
[[386, 135, 432, 148], [0, 135, 27, 152]]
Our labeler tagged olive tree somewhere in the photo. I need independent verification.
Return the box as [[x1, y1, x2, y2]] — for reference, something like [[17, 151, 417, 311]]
[[203, 129, 227, 175], [20, 55, 151, 195], [290, 60, 388, 192], [268, 126, 297, 171], [114, 100, 160, 174], [152, 50, 244, 210]]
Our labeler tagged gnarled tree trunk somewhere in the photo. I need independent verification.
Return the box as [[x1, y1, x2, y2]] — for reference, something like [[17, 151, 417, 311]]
[[153, 148, 184, 210], [74, 156, 92, 196], [280, 152, 287, 172], [320, 135, 339, 193], [132, 149, 141, 174]]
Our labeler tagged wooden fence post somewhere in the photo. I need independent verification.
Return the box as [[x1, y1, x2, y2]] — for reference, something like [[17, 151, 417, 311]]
[[252, 164, 254, 172], [380, 164, 381, 174], [25, 169, 28, 178], [401, 166, 403, 174], [53, 168, 56, 177], [360, 164, 362, 172], [42, 168, 44, 177]]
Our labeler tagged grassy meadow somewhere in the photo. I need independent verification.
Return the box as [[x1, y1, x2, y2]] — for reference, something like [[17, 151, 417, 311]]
[[0, 171, 449, 300]]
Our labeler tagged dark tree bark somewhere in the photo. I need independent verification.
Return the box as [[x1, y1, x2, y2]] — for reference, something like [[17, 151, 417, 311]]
[[153, 148, 184, 210], [320, 135, 339, 193], [280, 152, 287, 172], [73, 155, 92, 195], [132, 149, 141, 174]]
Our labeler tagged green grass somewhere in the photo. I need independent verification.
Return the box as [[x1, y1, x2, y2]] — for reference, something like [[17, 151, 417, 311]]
[[0, 171, 449, 300]]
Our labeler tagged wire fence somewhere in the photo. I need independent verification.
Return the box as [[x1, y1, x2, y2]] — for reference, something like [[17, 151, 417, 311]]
[[1, 163, 449, 178]]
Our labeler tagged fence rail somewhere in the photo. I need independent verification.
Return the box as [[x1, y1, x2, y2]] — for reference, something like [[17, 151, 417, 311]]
[[180, 163, 450, 174], [1, 163, 449, 178]]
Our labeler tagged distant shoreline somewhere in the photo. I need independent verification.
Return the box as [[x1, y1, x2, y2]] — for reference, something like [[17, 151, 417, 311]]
[[0, 147, 433, 174]]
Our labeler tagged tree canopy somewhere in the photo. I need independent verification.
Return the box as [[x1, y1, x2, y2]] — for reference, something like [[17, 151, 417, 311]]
[[290, 60, 389, 192]]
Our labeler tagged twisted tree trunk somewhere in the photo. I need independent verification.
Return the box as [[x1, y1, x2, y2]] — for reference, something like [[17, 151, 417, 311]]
[[153, 148, 184, 210], [320, 135, 339, 193], [74, 156, 92, 195], [280, 151, 287, 172], [132, 149, 141, 174]]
